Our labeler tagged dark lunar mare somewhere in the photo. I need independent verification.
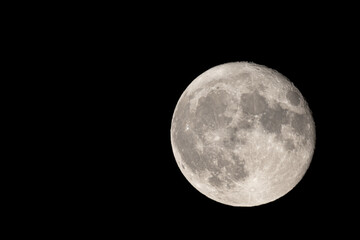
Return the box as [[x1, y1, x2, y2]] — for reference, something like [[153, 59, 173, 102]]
[[291, 112, 313, 143], [291, 113, 308, 134], [240, 91, 268, 115], [260, 103, 289, 137], [194, 90, 233, 132]]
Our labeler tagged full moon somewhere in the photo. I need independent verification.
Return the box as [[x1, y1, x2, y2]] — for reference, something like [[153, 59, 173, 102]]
[[170, 62, 315, 207]]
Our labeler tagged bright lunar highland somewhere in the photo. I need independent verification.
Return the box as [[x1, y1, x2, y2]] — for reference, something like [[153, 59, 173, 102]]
[[170, 62, 315, 207]]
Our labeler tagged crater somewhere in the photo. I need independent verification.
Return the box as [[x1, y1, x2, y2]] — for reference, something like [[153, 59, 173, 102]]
[[181, 163, 185, 170], [286, 90, 301, 106]]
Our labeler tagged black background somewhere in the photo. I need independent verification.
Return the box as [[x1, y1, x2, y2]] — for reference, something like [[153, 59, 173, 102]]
[[21, 4, 357, 237], [110, 19, 355, 235], [87, 10, 357, 236]]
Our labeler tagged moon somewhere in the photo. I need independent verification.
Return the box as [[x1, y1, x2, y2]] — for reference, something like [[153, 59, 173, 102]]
[[170, 62, 316, 207]]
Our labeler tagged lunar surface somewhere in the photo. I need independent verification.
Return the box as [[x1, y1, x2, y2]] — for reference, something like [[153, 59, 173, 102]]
[[170, 62, 315, 207]]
